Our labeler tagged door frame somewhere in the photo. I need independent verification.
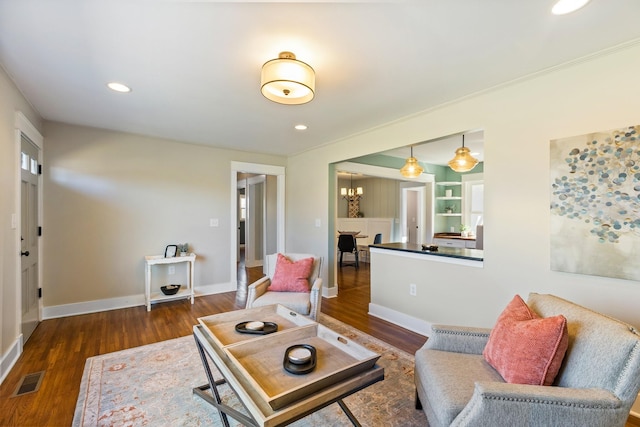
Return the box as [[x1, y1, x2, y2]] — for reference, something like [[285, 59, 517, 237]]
[[14, 112, 43, 349], [229, 162, 285, 288], [243, 174, 266, 268]]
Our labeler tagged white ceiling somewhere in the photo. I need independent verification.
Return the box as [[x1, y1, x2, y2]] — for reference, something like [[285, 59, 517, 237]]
[[380, 129, 484, 166], [1, 1, 640, 157]]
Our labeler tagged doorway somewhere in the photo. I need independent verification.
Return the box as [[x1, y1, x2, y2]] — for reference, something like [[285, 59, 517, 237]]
[[16, 113, 43, 344], [237, 174, 278, 269], [400, 183, 434, 245], [229, 162, 285, 300]]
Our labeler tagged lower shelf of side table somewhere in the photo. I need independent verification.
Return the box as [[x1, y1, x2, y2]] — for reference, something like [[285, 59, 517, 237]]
[[149, 288, 192, 305]]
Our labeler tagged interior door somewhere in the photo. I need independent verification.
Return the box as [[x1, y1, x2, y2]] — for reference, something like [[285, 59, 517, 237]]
[[20, 135, 40, 342]]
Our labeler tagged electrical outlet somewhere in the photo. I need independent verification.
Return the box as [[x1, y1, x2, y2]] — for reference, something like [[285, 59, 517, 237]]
[[168, 266, 175, 275], [409, 283, 417, 296]]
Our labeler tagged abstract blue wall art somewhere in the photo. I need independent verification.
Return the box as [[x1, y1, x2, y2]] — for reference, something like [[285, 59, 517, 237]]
[[550, 125, 640, 281]]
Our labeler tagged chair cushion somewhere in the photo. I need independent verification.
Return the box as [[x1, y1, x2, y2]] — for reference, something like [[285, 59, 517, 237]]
[[269, 253, 314, 292], [251, 291, 311, 315], [483, 295, 568, 386], [415, 349, 504, 426]]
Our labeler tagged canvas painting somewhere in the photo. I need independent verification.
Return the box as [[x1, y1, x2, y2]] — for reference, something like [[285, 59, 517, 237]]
[[550, 125, 640, 281]]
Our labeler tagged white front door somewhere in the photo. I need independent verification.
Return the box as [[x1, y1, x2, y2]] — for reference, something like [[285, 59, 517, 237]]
[[20, 135, 40, 342]]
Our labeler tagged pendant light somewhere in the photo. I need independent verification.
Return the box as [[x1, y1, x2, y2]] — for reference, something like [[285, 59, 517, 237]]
[[448, 135, 478, 173], [400, 146, 424, 178]]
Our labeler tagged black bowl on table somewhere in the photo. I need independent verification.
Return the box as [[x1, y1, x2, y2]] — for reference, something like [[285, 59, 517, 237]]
[[161, 284, 181, 295]]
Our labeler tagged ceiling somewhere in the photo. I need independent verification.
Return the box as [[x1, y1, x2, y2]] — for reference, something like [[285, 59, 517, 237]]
[[380, 130, 484, 166], [1, 1, 640, 158]]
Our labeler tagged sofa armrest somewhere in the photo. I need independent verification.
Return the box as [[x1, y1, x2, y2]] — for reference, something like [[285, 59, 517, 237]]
[[424, 324, 492, 355], [453, 381, 624, 427], [245, 276, 271, 309]]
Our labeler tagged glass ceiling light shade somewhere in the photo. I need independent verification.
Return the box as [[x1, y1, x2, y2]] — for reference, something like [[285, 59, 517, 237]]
[[400, 146, 424, 178], [261, 51, 315, 105], [448, 135, 479, 173]]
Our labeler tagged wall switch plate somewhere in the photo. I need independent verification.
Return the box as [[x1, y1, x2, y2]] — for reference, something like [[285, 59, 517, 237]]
[[210, 218, 219, 227], [168, 266, 175, 275], [409, 283, 417, 296], [315, 218, 321, 227]]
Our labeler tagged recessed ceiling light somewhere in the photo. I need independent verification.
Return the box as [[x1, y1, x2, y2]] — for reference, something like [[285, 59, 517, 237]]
[[107, 82, 131, 93], [551, 0, 590, 15], [294, 124, 308, 130]]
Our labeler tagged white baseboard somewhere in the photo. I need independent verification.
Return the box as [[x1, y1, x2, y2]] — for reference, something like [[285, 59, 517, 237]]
[[0, 334, 22, 385], [368, 303, 431, 336], [42, 282, 237, 319], [323, 285, 338, 298], [43, 294, 145, 319], [195, 282, 236, 296]]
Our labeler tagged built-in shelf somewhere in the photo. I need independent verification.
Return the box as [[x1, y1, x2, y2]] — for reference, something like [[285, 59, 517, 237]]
[[435, 196, 462, 200], [436, 181, 462, 186], [436, 213, 462, 217]]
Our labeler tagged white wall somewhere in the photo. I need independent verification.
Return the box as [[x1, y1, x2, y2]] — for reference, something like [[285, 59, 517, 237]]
[[0, 66, 42, 380], [42, 122, 286, 312], [286, 41, 640, 329]]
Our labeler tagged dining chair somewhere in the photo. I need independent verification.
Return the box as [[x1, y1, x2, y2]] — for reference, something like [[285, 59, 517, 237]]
[[338, 234, 359, 269], [359, 233, 382, 263]]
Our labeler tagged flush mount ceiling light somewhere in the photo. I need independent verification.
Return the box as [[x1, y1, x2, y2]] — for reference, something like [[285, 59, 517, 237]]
[[261, 51, 315, 105], [107, 82, 131, 93], [448, 134, 479, 173], [400, 146, 424, 178], [551, 0, 590, 15]]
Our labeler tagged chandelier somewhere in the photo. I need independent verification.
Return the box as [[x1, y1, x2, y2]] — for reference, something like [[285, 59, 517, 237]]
[[340, 174, 363, 201]]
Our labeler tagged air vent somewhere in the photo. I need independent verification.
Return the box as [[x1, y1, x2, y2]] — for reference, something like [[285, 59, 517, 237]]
[[11, 371, 44, 397]]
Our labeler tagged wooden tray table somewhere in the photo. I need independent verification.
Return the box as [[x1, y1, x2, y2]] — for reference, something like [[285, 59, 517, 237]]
[[198, 304, 314, 348], [224, 323, 380, 410], [192, 305, 384, 427]]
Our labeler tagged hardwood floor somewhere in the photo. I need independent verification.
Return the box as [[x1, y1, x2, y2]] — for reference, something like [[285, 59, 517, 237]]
[[1, 259, 636, 427], [322, 261, 426, 354], [0, 259, 424, 426]]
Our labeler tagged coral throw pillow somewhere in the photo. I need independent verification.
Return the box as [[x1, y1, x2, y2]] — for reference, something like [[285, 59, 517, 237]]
[[269, 254, 314, 292], [483, 295, 568, 386]]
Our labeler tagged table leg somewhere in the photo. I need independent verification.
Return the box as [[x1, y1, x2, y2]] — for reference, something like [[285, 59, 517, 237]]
[[338, 399, 362, 427], [192, 333, 258, 427]]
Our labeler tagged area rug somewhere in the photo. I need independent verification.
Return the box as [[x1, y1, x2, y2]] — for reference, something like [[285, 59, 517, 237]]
[[73, 313, 427, 426]]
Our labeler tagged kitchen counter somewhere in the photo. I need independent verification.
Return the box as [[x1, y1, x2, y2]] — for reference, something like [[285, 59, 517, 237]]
[[367, 242, 483, 334], [433, 232, 476, 241], [369, 242, 483, 262]]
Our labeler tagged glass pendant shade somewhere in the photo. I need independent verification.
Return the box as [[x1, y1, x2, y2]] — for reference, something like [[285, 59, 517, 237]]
[[400, 147, 424, 178], [261, 52, 315, 105], [448, 136, 479, 172]]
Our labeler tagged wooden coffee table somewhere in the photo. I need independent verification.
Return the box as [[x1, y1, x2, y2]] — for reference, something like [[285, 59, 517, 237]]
[[192, 304, 384, 427]]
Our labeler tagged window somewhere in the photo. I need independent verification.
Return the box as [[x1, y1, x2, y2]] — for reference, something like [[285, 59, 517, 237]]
[[21, 152, 29, 170], [239, 194, 246, 220], [463, 174, 484, 232], [21, 152, 38, 175]]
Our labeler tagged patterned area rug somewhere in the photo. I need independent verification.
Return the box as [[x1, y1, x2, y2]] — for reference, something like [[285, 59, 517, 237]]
[[73, 313, 427, 426]]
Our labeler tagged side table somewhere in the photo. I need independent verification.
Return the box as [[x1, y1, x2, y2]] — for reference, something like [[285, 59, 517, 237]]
[[144, 253, 196, 311]]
